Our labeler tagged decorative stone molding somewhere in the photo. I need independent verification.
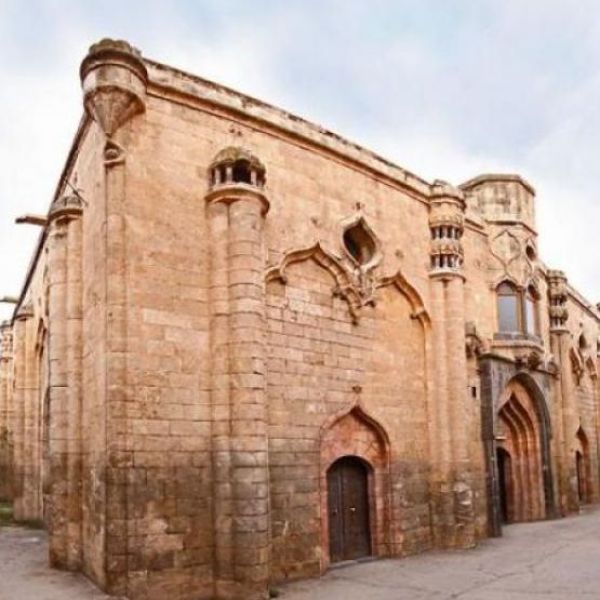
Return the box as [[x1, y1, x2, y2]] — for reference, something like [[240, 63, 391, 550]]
[[570, 347, 584, 385], [80, 38, 148, 137], [428, 180, 465, 277], [267, 242, 429, 326], [266, 242, 363, 323], [465, 322, 487, 358], [340, 212, 382, 272], [547, 270, 569, 332], [376, 270, 430, 326], [103, 139, 126, 167], [514, 350, 543, 371], [48, 194, 84, 223]]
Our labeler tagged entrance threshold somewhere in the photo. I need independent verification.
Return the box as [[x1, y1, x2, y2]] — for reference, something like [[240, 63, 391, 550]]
[[329, 556, 377, 571]]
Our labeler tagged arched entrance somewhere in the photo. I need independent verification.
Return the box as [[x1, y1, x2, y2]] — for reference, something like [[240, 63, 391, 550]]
[[320, 405, 390, 570], [327, 456, 371, 563], [496, 380, 545, 522], [575, 427, 591, 505]]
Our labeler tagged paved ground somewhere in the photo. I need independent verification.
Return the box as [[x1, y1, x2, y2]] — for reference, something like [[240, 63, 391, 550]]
[[0, 526, 114, 600], [281, 506, 600, 600], [1, 508, 599, 599]]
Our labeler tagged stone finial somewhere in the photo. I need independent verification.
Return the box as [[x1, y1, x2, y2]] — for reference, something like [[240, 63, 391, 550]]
[[48, 194, 84, 223], [429, 180, 466, 275], [547, 270, 568, 332], [80, 38, 148, 137]]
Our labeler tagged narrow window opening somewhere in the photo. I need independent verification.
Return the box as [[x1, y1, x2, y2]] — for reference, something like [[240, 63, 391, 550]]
[[524, 285, 539, 335], [497, 282, 520, 333], [343, 221, 376, 266]]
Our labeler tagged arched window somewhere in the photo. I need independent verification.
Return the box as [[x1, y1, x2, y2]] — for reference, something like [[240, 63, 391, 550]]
[[497, 282, 520, 333], [524, 285, 539, 335]]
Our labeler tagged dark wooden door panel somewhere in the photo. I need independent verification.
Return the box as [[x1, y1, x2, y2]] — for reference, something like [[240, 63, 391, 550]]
[[327, 456, 371, 563]]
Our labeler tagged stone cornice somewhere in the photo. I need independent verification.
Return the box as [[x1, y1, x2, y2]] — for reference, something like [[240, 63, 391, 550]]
[[143, 59, 433, 202]]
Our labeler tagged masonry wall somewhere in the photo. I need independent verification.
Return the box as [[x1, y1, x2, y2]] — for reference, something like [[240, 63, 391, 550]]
[[4, 39, 600, 600], [266, 264, 430, 580]]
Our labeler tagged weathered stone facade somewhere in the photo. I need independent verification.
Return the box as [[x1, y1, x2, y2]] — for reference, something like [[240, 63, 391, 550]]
[[1, 38, 599, 600]]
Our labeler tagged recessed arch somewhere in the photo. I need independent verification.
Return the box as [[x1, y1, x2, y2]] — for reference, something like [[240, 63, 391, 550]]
[[496, 375, 553, 522], [319, 403, 391, 571], [575, 427, 592, 505], [376, 270, 431, 328]]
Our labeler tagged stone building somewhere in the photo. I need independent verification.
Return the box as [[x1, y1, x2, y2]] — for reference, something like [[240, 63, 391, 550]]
[[0, 38, 599, 600]]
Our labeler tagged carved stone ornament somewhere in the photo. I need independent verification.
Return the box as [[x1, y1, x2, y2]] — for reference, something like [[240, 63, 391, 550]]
[[48, 194, 84, 223], [80, 38, 148, 137], [266, 241, 429, 326], [103, 139, 126, 167], [465, 321, 487, 358], [547, 270, 569, 332], [428, 180, 466, 276]]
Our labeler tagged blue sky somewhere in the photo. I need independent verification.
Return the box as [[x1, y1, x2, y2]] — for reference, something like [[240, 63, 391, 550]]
[[1, 0, 600, 320]]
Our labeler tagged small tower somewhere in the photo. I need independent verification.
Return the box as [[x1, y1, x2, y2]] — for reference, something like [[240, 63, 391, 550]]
[[80, 38, 148, 138], [460, 174, 536, 232]]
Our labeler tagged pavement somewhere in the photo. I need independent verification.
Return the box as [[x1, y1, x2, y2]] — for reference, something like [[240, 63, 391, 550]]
[[0, 508, 599, 599], [0, 526, 114, 600], [280, 506, 600, 600]]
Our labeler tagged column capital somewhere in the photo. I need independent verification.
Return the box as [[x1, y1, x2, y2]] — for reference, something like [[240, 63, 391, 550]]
[[205, 183, 270, 216]]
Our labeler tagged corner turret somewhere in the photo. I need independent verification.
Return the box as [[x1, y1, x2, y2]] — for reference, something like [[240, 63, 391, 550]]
[[80, 38, 148, 137], [460, 174, 536, 232]]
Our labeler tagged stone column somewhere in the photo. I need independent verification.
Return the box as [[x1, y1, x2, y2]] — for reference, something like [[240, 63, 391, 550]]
[[79, 38, 148, 595], [12, 303, 33, 521], [46, 195, 84, 568], [0, 322, 13, 500], [547, 270, 577, 513], [428, 181, 474, 548], [206, 161, 270, 600]]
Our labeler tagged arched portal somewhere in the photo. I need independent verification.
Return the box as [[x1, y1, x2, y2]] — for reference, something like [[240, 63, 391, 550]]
[[320, 405, 390, 569], [327, 456, 371, 562], [496, 381, 545, 522], [575, 427, 591, 505]]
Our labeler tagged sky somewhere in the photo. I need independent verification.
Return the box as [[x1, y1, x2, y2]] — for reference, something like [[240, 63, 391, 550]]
[[1, 0, 599, 321]]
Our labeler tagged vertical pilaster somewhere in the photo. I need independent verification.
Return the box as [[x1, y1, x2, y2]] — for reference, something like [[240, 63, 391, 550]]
[[79, 37, 148, 596], [12, 304, 33, 521], [206, 152, 270, 600], [428, 180, 474, 547], [0, 322, 13, 500], [47, 196, 84, 567], [547, 270, 577, 513]]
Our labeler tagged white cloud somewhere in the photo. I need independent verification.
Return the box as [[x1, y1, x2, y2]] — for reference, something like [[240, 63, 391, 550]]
[[1, 0, 599, 322]]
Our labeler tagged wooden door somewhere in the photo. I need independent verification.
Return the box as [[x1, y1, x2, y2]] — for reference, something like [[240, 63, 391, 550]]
[[327, 456, 371, 563]]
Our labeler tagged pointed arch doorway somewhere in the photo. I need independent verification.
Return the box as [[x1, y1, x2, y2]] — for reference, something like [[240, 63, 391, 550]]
[[575, 427, 591, 505], [327, 456, 371, 563], [320, 405, 391, 570], [496, 379, 547, 523]]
